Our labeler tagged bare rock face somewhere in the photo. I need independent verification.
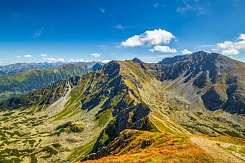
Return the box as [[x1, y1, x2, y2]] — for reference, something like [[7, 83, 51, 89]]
[[145, 51, 245, 114]]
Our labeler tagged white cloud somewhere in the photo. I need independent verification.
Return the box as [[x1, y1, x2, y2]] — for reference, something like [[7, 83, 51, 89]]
[[121, 29, 175, 47], [98, 60, 111, 63], [41, 54, 64, 62], [91, 53, 101, 58], [221, 48, 239, 56], [68, 58, 86, 62], [121, 35, 143, 47], [40, 54, 65, 62], [150, 45, 177, 53], [197, 44, 215, 48], [24, 54, 32, 58], [40, 53, 47, 57], [16, 56, 21, 58], [44, 57, 64, 62], [181, 49, 192, 55], [217, 34, 245, 56], [239, 34, 245, 40]]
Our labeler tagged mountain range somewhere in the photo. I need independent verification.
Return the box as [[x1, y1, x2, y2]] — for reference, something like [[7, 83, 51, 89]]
[[0, 51, 244, 163], [0, 62, 103, 101]]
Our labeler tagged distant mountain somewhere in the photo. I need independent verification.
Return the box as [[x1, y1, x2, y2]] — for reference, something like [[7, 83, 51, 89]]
[[0, 52, 244, 162], [0, 62, 63, 75], [0, 76, 80, 110], [0, 65, 81, 101], [72, 61, 104, 69], [0, 61, 104, 76], [0, 62, 103, 101]]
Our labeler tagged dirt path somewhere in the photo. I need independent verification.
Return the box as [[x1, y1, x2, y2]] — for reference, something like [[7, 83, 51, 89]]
[[190, 137, 245, 163]]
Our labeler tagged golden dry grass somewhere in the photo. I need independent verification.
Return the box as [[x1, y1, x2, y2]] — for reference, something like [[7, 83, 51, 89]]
[[82, 130, 214, 163]]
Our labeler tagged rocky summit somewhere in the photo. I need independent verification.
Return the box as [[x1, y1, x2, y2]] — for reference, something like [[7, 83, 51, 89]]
[[0, 52, 245, 163]]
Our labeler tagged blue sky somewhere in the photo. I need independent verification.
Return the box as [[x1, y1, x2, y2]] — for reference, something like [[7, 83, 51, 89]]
[[0, 0, 245, 65]]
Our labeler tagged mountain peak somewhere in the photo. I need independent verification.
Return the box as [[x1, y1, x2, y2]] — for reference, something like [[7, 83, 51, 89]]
[[92, 63, 103, 71], [159, 51, 220, 65], [132, 57, 143, 64]]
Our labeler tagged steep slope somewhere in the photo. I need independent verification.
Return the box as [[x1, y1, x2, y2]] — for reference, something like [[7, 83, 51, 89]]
[[83, 130, 245, 163], [83, 130, 214, 163], [148, 51, 245, 114], [117, 58, 245, 137], [82, 55, 245, 161]]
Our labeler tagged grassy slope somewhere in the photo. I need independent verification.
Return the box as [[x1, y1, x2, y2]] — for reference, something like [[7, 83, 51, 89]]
[[82, 130, 245, 163], [0, 73, 112, 162], [81, 60, 245, 162], [82, 130, 214, 163]]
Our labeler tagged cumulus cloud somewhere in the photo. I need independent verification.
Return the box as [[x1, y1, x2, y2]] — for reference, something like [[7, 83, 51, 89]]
[[150, 45, 177, 53], [98, 60, 111, 63], [181, 49, 192, 55], [16, 56, 21, 58], [217, 34, 245, 56], [239, 34, 245, 40], [91, 53, 101, 58], [220, 48, 239, 55], [121, 35, 143, 47], [121, 29, 175, 47], [24, 54, 32, 58]]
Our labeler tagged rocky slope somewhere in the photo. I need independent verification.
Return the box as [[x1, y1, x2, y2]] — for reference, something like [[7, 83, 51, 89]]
[[82, 53, 245, 161], [146, 51, 245, 114]]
